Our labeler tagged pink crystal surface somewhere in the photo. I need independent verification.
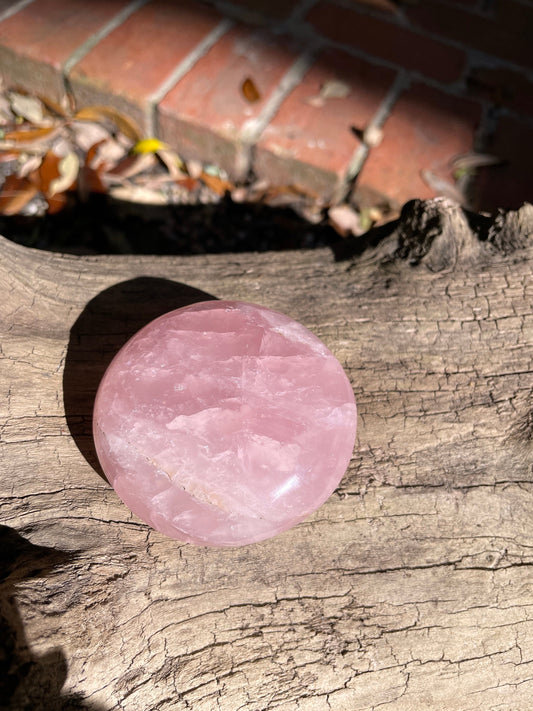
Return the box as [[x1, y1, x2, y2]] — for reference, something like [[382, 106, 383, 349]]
[[93, 301, 357, 546]]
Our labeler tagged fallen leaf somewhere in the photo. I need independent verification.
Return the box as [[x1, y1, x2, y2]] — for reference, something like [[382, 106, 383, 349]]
[[77, 165, 106, 198], [47, 191, 67, 214], [200, 171, 233, 196], [90, 137, 126, 170], [107, 152, 156, 179], [38, 151, 61, 194], [49, 152, 79, 196], [9, 91, 44, 123], [16, 153, 41, 178], [3, 126, 56, 143], [186, 158, 203, 179], [110, 184, 168, 205], [242, 77, 261, 103], [74, 106, 142, 143], [0, 174, 39, 215], [176, 177, 200, 192], [320, 79, 351, 100], [70, 120, 111, 152], [133, 137, 169, 154], [328, 204, 363, 237], [157, 148, 186, 179]]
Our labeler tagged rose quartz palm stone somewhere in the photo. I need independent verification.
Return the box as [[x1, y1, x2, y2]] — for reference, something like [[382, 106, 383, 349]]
[[93, 301, 357, 546]]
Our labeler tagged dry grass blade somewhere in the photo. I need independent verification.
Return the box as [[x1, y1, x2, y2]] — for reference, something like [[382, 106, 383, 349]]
[[451, 152, 502, 171], [74, 106, 142, 143]]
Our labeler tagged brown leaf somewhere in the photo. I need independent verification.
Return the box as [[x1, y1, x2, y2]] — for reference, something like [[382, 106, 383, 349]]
[[49, 152, 79, 196], [242, 77, 261, 103], [200, 171, 234, 196], [157, 149, 186, 180], [46, 192, 67, 215], [110, 184, 167, 205], [107, 152, 156, 179], [328, 205, 363, 237], [74, 106, 142, 143], [0, 174, 39, 215], [176, 177, 200, 192], [38, 151, 61, 194], [3, 126, 56, 143], [77, 165, 107, 199]]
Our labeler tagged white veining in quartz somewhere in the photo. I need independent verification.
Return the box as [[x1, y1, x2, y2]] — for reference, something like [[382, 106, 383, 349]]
[[93, 301, 357, 546]]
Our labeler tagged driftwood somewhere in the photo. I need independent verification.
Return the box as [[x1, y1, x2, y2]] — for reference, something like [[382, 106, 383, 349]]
[[1, 198, 532, 711]]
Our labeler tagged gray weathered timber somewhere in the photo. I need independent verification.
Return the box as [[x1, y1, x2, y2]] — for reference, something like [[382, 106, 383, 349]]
[[1, 200, 532, 710]]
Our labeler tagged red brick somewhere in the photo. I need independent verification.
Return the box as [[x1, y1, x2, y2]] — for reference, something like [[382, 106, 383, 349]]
[[255, 49, 396, 199], [306, 1, 466, 83], [355, 84, 481, 206], [467, 65, 533, 118], [473, 116, 533, 211], [158, 26, 301, 180], [0, 0, 133, 100], [69, 0, 223, 133], [406, 0, 533, 71]]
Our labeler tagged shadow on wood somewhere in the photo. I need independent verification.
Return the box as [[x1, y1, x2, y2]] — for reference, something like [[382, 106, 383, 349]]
[[0, 525, 106, 710], [63, 277, 217, 481]]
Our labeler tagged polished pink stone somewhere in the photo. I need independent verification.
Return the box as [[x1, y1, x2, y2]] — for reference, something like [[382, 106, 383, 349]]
[[93, 301, 357, 546]]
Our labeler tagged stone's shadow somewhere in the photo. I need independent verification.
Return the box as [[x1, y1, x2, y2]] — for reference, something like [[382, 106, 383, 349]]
[[0, 525, 106, 710], [63, 277, 217, 481]]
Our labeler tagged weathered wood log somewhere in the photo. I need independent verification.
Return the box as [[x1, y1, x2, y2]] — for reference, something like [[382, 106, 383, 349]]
[[1, 199, 532, 710]]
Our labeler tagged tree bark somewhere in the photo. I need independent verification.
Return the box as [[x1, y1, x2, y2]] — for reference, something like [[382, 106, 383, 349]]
[[1, 199, 532, 711]]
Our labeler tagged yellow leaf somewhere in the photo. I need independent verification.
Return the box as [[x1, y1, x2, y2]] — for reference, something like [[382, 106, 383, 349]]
[[132, 137, 169, 154], [74, 106, 142, 143]]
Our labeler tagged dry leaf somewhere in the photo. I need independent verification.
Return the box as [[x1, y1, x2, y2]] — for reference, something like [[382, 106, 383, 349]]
[[49, 152, 79, 196], [70, 121, 111, 152], [242, 77, 261, 103], [9, 92, 44, 123], [108, 152, 156, 179], [74, 106, 142, 143], [176, 177, 200, 192], [91, 137, 126, 170], [3, 126, 56, 143], [328, 204, 363, 237], [77, 165, 106, 199], [17, 153, 42, 178], [0, 174, 39, 215], [157, 148, 186, 179], [47, 191, 67, 214], [110, 184, 168, 205], [320, 79, 351, 100], [200, 171, 233, 196], [38, 151, 61, 194], [186, 158, 203, 180]]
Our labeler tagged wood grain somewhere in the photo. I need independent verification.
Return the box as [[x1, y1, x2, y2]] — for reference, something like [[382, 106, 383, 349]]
[[1, 200, 532, 710]]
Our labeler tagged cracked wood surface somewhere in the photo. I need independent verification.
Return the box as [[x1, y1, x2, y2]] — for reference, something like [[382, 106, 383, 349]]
[[1, 200, 533, 710]]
